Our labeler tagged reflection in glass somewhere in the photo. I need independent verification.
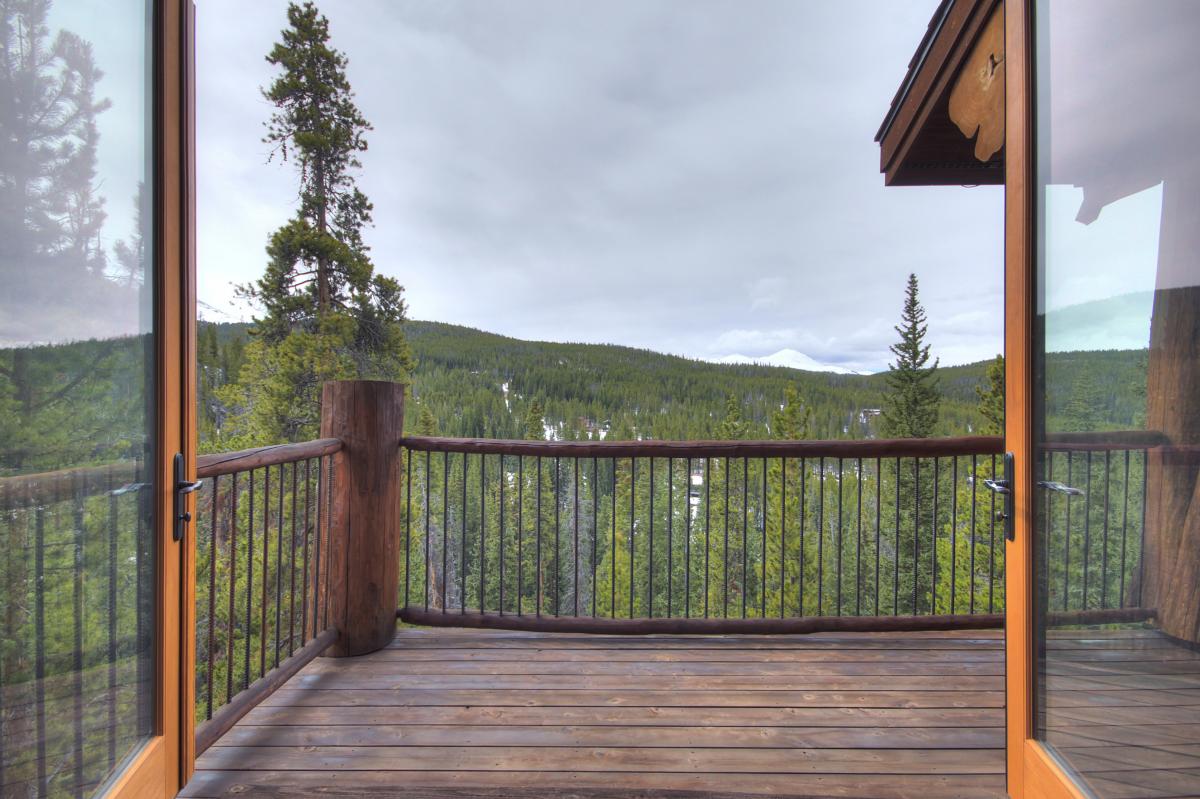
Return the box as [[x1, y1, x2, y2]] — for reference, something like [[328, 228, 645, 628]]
[[0, 1, 155, 797], [1034, 1, 1200, 797]]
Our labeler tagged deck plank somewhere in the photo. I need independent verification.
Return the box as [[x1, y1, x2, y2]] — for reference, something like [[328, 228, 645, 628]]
[[185, 627, 1007, 798]]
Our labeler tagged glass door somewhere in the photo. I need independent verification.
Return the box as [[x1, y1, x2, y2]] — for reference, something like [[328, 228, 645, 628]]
[[1014, 1, 1200, 796], [0, 0, 192, 796]]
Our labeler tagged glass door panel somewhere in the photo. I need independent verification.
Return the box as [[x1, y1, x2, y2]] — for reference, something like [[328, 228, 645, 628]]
[[0, 0, 158, 796], [1032, 1, 1200, 797]]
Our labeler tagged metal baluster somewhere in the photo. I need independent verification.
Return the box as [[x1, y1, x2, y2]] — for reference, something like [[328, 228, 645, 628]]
[[781, 458, 787, 619], [1064, 452, 1072, 611], [761, 457, 767, 619], [35, 504, 47, 796], [704, 458, 711, 619], [312, 460, 323, 636], [554, 456, 561, 617], [1119, 450, 1131, 608], [799, 457, 806, 616], [73, 474, 85, 796], [475, 453, 480, 609], [913, 459, 920, 615], [227, 471, 239, 705], [443, 452, 449, 614], [207, 475, 218, 719], [685, 457, 692, 619], [723, 458, 730, 618], [1101, 450, 1112, 608], [611, 458, 617, 618], [301, 461, 311, 645], [952, 457, 959, 615], [741, 457, 748, 620], [289, 463, 298, 656], [574, 457, 580, 618], [932, 458, 939, 615], [275, 463, 285, 668], [424, 451, 431, 612], [836, 457, 843, 617], [855, 457, 863, 616], [668, 457, 673, 618], [648, 457, 654, 619], [462, 452, 468, 615], [817, 457, 824, 616], [1083, 451, 1093, 610], [499, 454, 505, 615], [245, 468, 255, 690], [518, 456, 524, 616], [110, 469, 122, 753], [260, 466, 271, 677], [874, 459, 882, 617], [1138, 449, 1148, 607], [629, 457, 636, 618], [893, 458, 901, 616], [592, 457, 599, 618], [988, 453, 996, 614], [536, 456, 542, 617], [405, 448, 412, 609]]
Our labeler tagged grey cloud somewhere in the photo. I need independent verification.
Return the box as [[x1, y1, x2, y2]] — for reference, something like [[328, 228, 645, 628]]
[[197, 0, 1003, 371]]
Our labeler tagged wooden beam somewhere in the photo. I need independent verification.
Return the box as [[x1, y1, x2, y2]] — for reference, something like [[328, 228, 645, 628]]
[[949, 4, 1005, 162], [196, 438, 343, 478]]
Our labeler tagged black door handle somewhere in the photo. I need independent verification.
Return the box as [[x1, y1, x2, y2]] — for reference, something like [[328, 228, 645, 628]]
[[174, 452, 203, 542]]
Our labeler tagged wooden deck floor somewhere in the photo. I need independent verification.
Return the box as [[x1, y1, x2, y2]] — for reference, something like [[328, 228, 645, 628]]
[[183, 626, 1005, 798]]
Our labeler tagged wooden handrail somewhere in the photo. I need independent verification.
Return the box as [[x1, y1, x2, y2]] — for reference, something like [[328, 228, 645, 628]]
[[399, 434, 1007, 459], [196, 437, 343, 478], [1042, 430, 1167, 452]]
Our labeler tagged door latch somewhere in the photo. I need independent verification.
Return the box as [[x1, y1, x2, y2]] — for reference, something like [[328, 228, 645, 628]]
[[979, 452, 1015, 541], [174, 452, 204, 542]]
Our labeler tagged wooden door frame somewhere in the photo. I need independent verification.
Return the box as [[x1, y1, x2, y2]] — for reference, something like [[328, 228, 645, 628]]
[[1003, 1, 1092, 796], [100, 0, 196, 795]]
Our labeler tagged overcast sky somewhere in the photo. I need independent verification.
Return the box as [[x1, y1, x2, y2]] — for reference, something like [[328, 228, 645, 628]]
[[196, 0, 1005, 374]]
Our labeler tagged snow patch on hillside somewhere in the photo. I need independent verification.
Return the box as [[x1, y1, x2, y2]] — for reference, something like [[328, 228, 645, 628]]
[[714, 349, 862, 375]]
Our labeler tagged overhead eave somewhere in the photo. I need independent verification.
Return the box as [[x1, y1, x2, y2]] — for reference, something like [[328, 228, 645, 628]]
[[876, 0, 1004, 187]]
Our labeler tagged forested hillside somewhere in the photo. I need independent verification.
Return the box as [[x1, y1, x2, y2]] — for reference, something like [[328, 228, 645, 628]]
[[198, 320, 1148, 450]]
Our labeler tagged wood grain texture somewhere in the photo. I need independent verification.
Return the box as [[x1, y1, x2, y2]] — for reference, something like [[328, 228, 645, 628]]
[[196, 438, 343, 478], [182, 627, 1006, 799], [321, 381, 405, 656]]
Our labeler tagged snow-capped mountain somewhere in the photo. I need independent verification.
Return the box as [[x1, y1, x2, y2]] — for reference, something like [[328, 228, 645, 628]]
[[714, 349, 861, 375]]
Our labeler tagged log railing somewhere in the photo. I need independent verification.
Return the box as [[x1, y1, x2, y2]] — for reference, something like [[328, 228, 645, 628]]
[[192, 437, 342, 753]]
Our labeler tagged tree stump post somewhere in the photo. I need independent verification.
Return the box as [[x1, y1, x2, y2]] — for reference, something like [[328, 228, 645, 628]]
[[320, 380, 406, 657]]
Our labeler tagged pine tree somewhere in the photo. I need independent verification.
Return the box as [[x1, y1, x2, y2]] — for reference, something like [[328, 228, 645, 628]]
[[523, 399, 545, 441], [880, 273, 941, 438], [717, 394, 748, 441], [228, 1, 414, 444], [975, 354, 1004, 435]]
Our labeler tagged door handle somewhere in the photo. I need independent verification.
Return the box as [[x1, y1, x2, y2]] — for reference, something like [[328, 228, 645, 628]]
[[977, 453, 1016, 541], [1037, 480, 1084, 496], [173, 452, 203, 542]]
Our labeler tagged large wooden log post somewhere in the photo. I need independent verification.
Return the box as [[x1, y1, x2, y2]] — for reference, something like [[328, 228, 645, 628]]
[[1142, 172, 1200, 644], [320, 380, 406, 656]]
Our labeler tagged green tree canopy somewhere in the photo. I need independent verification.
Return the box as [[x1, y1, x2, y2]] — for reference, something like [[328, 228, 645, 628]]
[[225, 1, 414, 445], [975, 354, 1004, 435], [880, 273, 940, 438]]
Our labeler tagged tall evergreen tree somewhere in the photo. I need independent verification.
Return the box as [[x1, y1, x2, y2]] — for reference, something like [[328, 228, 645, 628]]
[[880, 273, 940, 438], [227, 1, 414, 444], [975, 354, 1004, 435], [523, 399, 545, 441]]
